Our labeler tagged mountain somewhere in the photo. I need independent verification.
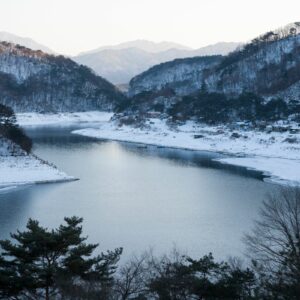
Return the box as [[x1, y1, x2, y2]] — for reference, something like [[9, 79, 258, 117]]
[[75, 48, 162, 86], [129, 56, 222, 96], [78, 40, 192, 55], [129, 22, 300, 102], [121, 22, 300, 124], [192, 42, 243, 56], [0, 42, 125, 112], [205, 22, 300, 100], [0, 32, 55, 54], [74, 41, 240, 84]]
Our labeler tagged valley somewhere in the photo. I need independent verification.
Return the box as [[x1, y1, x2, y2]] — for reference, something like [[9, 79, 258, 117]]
[[0, 2, 300, 297], [1, 22, 300, 189]]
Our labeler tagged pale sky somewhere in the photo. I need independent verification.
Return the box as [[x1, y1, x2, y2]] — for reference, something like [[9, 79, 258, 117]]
[[1, 0, 300, 55]]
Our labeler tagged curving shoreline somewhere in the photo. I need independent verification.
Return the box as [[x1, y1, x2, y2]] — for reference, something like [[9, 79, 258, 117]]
[[72, 118, 300, 186], [0, 154, 77, 192], [0, 111, 114, 191], [7, 111, 300, 187]]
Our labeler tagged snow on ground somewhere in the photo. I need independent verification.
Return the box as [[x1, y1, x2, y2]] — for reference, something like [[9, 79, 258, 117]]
[[17, 111, 114, 127], [72, 118, 300, 185], [0, 111, 113, 191], [0, 138, 75, 191], [0, 155, 75, 190], [217, 157, 300, 186]]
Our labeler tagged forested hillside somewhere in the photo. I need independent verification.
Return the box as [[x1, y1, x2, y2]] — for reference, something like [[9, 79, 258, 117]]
[[0, 42, 126, 112]]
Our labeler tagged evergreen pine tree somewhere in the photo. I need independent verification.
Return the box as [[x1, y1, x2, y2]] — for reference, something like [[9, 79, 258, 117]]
[[0, 216, 122, 300]]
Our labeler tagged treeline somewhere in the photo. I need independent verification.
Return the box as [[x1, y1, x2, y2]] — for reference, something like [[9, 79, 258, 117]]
[[0, 103, 32, 153], [218, 23, 300, 70], [117, 90, 300, 124], [0, 187, 299, 299], [169, 92, 297, 124], [0, 41, 126, 113]]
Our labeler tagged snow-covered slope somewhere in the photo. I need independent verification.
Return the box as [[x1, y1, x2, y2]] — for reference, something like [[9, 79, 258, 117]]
[[74, 41, 240, 84], [0, 137, 74, 189], [128, 56, 222, 96], [0, 42, 125, 112], [129, 22, 300, 102], [205, 22, 300, 100], [0, 31, 54, 54]]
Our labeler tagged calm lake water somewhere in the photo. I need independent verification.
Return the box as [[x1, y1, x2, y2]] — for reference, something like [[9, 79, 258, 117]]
[[0, 125, 277, 260]]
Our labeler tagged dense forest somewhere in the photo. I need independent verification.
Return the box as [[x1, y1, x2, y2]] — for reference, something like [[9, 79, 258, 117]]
[[0, 42, 126, 113], [117, 90, 300, 124], [168, 92, 296, 123]]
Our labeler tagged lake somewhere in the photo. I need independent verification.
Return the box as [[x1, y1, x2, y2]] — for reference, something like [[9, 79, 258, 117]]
[[0, 125, 276, 260]]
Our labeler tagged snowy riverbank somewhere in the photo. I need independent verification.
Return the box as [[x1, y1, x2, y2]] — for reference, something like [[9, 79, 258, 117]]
[[17, 111, 114, 127], [72, 118, 300, 185], [0, 111, 114, 191], [0, 138, 75, 192]]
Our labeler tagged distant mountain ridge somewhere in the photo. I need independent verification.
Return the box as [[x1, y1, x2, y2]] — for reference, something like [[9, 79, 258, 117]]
[[74, 41, 241, 84], [78, 40, 192, 55], [0, 31, 54, 54], [0, 41, 125, 112]]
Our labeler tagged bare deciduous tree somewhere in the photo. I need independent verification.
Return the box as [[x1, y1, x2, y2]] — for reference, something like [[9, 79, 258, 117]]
[[114, 252, 150, 300], [244, 187, 300, 297]]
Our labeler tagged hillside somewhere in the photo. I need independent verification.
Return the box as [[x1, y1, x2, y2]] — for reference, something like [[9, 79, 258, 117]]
[[0, 103, 75, 189], [128, 56, 222, 96], [0, 42, 125, 112], [129, 22, 300, 104], [74, 41, 240, 84], [206, 22, 300, 101]]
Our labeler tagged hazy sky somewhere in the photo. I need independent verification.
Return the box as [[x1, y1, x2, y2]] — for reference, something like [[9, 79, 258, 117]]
[[1, 0, 300, 55]]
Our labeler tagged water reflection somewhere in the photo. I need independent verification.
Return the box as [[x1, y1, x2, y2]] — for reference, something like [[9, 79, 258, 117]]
[[0, 126, 276, 259]]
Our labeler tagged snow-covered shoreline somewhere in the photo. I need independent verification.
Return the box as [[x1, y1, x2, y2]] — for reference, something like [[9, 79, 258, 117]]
[[0, 154, 76, 192], [0, 111, 114, 191], [216, 157, 300, 186], [10, 112, 300, 186], [72, 119, 300, 185], [0, 138, 76, 192]]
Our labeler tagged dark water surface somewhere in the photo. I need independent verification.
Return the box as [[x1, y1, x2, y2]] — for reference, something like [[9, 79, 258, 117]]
[[0, 126, 276, 259]]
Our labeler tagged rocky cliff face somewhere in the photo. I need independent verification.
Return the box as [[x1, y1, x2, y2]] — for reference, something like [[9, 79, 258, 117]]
[[0, 42, 125, 112]]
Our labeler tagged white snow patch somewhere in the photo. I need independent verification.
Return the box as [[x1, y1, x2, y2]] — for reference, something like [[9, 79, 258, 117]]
[[0, 155, 75, 189], [217, 157, 300, 186], [0, 137, 76, 189], [17, 111, 114, 127]]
